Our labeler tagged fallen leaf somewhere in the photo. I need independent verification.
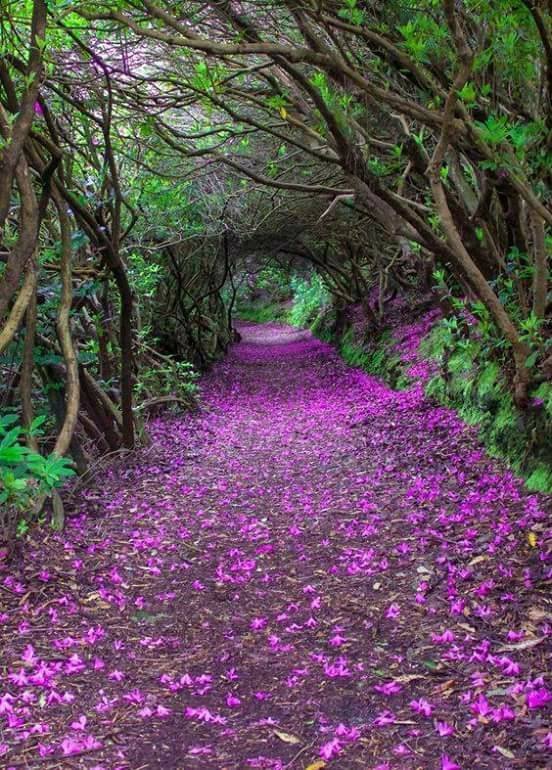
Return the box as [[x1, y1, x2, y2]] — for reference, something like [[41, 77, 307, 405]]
[[527, 531, 538, 548], [274, 729, 301, 744], [497, 637, 543, 652], [528, 608, 551, 622], [494, 746, 515, 759], [82, 592, 111, 609], [422, 659, 441, 672], [468, 555, 488, 566], [305, 762, 326, 770], [395, 673, 426, 683], [457, 622, 476, 634]]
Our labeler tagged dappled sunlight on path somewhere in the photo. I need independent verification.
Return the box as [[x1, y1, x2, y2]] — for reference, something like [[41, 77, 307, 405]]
[[1, 323, 550, 769]]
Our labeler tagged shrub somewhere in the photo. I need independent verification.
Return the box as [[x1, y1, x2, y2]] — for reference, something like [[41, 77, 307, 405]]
[[134, 359, 199, 408], [288, 274, 330, 328], [0, 414, 74, 545]]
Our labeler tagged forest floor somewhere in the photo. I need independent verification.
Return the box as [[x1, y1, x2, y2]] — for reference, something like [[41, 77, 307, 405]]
[[1, 323, 551, 770]]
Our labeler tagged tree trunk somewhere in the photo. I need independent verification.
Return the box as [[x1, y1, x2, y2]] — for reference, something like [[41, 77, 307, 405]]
[[20, 286, 39, 451], [53, 199, 80, 457], [530, 211, 548, 320]]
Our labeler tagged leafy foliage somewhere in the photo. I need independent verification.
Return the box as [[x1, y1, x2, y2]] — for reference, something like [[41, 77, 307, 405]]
[[288, 275, 330, 329], [0, 415, 74, 538], [135, 359, 199, 409], [422, 321, 552, 492]]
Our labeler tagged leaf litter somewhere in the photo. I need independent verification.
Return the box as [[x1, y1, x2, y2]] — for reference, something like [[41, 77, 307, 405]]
[[0, 322, 550, 769]]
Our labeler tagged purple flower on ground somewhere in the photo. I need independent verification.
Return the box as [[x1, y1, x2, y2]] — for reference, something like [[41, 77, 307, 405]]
[[373, 710, 396, 726], [441, 755, 461, 770], [410, 698, 433, 717], [471, 694, 491, 717], [320, 738, 341, 760], [527, 687, 551, 709], [374, 680, 402, 696], [435, 721, 454, 736], [250, 617, 267, 631]]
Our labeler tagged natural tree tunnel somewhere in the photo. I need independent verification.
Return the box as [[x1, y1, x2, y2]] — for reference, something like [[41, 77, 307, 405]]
[[0, 1, 551, 768]]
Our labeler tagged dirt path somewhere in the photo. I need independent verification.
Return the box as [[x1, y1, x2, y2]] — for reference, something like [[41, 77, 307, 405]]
[[1, 323, 550, 769]]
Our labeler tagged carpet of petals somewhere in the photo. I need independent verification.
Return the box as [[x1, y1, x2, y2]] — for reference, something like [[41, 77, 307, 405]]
[[0, 322, 550, 769]]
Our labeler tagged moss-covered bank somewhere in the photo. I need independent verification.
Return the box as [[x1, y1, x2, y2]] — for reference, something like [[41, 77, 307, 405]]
[[421, 325, 552, 492], [237, 276, 551, 492], [311, 301, 552, 493]]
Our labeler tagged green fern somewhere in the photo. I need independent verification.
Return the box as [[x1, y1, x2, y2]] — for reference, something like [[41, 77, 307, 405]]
[[526, 464, 552, 492], [425, 375, 447, 401], [459, 402, 486, 426], [477, 362, 501, 399], [420, 325, 448, 358], [532, 382, 552, 418], [450, 372, 474, 401], [494, 398, 518, 432], [447, 351, 473, 374]]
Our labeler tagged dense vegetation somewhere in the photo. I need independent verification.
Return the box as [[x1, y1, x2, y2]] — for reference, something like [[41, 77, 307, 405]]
[[1, 0, 551, 540]]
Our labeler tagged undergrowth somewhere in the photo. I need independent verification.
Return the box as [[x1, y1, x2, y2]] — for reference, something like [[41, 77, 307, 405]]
[[337, 329, 408, 389], [287, 274, 329, 328], [422, 324, 552, 493], [236, 303, 288, 324]]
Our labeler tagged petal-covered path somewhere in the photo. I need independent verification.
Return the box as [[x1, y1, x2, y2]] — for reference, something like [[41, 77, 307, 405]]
[[1, 323, 551, 770]]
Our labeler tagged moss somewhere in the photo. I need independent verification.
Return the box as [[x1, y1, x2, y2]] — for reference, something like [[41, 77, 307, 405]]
[[236, 303, 287, 324], [332, 328, 408, 387], [526, 464, 552, 493], [420, 325, 448, 358], [422, 318, 552, 493]]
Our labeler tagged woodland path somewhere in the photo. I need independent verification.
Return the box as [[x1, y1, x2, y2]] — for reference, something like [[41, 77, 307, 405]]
[[0, 323, 550, 770]]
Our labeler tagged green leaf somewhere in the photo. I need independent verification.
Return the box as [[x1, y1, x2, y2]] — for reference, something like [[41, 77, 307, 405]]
[[29, 415, 47, 436], [1, 427, 24, 450], [17, 518, 29, 536], [475, 114, 511, 146], [0, 414, 19, 433], [457, 81, 477, 106]]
